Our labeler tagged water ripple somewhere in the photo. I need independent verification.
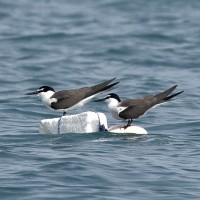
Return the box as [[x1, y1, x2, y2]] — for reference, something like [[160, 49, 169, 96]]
[[0, 0, 200, 199]]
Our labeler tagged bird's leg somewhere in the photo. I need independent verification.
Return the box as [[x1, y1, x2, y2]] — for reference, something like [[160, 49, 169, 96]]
[[57, 112, 66, 134], [124, 119, 133, 129], [57, 116, 62, 134], [57, 111, 67, 134]]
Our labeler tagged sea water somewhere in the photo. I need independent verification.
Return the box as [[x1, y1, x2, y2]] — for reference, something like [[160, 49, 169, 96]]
[[0, 0, 200, 199]]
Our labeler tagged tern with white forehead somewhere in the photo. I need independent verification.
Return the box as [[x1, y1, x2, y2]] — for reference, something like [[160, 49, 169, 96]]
[[26, 78, 119, 116], [95, 85, 184, 128]]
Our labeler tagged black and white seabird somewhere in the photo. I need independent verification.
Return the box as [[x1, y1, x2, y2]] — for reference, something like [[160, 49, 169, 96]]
[[26, 78, 119, 115], [95, 85, 184, 128]]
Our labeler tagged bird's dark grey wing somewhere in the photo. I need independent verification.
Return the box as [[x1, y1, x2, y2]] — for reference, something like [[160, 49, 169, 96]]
[[118, 85, 182, 119], [87, 78, 119, 96], [120, 85, 180, 108], [120, 95, 156, 107], [51, 78, 119, 110], [50, 88, 90, 109], [119, 96, 158, 119], [119, 105, 149, 119], [154, 85, 177, 102], [51, 88, 88, 100]]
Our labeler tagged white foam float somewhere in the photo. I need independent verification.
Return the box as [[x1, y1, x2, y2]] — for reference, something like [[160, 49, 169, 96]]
[[39, 111, 147, 134], [108, 124, 147, 134], [39, 111, 108, 134]]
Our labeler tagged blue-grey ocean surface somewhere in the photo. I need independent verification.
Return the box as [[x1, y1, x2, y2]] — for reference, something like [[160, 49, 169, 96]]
[[0, 0, 200, 199]]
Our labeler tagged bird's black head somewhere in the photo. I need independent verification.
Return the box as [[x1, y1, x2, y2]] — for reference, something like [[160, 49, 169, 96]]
[[105, 93, 121, 102], [38, 86, 55, 93], [26, 86, 55, 95], [93, 93, 121, 103]]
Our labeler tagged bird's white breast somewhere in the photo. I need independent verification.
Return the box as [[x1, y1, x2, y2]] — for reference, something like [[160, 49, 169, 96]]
[[106, 98, 126, 120], [38, 91, 55, 109]]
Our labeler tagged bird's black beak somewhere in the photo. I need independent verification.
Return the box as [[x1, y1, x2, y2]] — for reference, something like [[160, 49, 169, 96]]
[[26, 91, 38, 95], [93, 98, 106, 102]]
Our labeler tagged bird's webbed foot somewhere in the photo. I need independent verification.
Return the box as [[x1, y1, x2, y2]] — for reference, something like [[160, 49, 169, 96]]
[[124, 119, 133, 129]]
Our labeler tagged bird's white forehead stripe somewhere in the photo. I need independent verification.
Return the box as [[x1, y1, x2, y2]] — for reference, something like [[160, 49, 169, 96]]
[[37, 88, 43, 92]]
